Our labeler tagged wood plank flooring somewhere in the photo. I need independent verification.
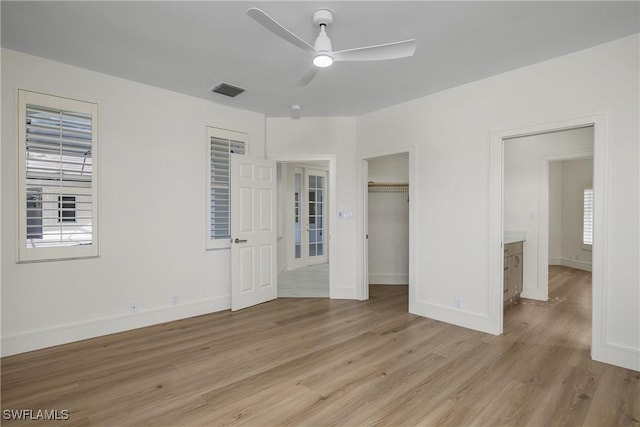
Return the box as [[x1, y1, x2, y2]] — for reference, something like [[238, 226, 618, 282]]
[[2, 266, 638, 426]]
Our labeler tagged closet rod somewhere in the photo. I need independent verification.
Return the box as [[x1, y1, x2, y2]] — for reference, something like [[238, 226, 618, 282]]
[[367, 182, 409, 188]]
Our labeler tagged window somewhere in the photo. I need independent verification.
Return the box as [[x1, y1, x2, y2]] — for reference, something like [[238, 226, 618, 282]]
[[18, 90, 98, 262], [26, 189, 43, 240], [206, 127, 247, 249], [583, 188, 593, 249], [58, 196, 76, 223]]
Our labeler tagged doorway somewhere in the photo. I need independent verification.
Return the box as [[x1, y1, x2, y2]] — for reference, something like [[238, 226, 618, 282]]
[[492, 116, 605, 361], [503, 127, 594, 302], [361, 150, 413, 307], [276, 159, 332, 298], [502, 127, 594, 342]]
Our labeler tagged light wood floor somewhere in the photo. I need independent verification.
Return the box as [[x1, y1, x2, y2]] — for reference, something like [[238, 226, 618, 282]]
[[2, 266, 638, 426]]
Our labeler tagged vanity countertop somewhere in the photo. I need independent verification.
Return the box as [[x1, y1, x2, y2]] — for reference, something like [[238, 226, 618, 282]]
[[504, 231, 526, 244]]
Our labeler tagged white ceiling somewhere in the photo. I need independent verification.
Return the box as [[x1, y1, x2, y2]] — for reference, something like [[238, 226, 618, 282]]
[[2, 1, 638, 117]]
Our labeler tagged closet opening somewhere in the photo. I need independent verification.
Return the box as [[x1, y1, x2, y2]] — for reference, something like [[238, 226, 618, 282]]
[[364, 152, 410, 308]]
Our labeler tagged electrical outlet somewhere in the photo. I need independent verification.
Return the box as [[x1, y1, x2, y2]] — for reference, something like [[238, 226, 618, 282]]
[[454, 297, 463, 309], [129, 303, 138, 313], [172, 295, 178, 306]]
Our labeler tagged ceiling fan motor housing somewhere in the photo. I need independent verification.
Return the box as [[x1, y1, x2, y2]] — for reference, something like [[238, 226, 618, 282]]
[[313, 9, 334, 59], [312, 9, 334, 27]]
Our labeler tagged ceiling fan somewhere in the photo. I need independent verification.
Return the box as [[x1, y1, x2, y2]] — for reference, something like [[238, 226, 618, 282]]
[[247, 8, 416, 86]]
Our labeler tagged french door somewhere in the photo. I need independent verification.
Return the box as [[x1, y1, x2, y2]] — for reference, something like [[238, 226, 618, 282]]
[[293, 168, 328, 267]]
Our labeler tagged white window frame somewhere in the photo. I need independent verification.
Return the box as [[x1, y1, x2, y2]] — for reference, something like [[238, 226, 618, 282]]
[[17, 90, 99, 262], [206, 127, 248, 250], [582, 187, 593, 251]]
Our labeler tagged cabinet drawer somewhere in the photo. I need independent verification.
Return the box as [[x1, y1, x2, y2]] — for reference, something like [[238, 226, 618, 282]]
[[504, 241, 523, 257]]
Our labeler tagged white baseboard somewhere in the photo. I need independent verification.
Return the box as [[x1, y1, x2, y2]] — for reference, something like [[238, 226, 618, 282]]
[[331, 286, 358, 300], [592, 341, 640, 371], [521, 286, 548, 301], [369, 273, 409, 285], [549, 258, 592, 271], [1, 296, 230, 357], [410, 299, 497, 335], [560, 258, 592, 272]]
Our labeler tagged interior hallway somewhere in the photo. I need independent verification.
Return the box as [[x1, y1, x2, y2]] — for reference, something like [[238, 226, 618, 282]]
[[277, 263, 329, 298]]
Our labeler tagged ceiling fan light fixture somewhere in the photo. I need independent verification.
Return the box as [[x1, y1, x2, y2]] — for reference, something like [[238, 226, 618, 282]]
[[313, 53, 333, 68], [313, 24, 333, 67], [247, 8, 416, 85]]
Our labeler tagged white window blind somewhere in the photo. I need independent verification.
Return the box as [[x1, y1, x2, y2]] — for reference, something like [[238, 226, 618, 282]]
[[583, 188, 593, 246], [58, 195, 77, 223], [206, 127, 247, 249], [18, 90, 98, 262]]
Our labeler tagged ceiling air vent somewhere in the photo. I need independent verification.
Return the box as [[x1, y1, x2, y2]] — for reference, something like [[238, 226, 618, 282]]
[[211, 82, 245, 98]]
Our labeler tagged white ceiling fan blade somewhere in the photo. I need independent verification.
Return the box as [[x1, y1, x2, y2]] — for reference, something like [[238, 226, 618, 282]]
[[333, 39, 416, 62], [247, 8, 315, 53], [297, 67, 319, 86]]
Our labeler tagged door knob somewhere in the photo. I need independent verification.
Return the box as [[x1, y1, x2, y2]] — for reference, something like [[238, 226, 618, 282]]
[[234, 238, 247, 244]]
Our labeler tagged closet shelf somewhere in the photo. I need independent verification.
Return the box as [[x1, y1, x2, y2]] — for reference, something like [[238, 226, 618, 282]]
[[367, 182, 408, 188]]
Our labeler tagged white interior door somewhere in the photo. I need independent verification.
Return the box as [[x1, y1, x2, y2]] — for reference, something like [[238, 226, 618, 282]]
[[230, 154, 277, 311]]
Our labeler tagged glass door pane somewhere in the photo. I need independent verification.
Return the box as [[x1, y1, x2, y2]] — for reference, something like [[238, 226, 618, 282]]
[[308, 173, 325, 258]]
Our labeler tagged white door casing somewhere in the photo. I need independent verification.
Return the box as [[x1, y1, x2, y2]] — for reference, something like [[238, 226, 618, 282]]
[[230, 154, 277, 311], [362, 159, 369, 301]]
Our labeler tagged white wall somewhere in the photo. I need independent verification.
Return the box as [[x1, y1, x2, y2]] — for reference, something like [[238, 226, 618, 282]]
[[368, 154, 409, 284], [504, 127, 593, 296], [356, 34, 639, 370], [549, 162, 563, 262], [368, 153, 409, 183], [266, 117, 357, 299], [1, 49, 266, 355]]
